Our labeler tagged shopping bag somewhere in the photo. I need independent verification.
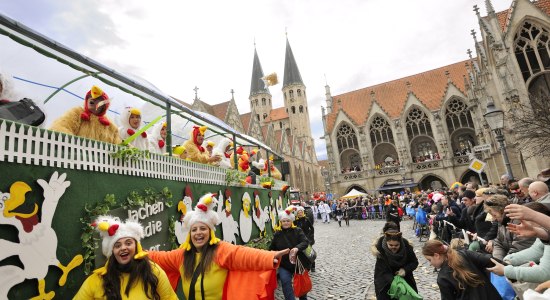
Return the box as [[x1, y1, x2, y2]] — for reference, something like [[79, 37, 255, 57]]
[[293, 258, 312, 297], [490, 272, 515, 300], [387, 275, 423, 300]]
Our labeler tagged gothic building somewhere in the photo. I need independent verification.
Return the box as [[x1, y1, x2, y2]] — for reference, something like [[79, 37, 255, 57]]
[[321, 0, 550, 196], [188, 38, 322, 195]]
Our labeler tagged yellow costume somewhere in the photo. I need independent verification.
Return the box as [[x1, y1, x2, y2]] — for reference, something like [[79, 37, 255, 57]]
[[183, 125, 211, 164]]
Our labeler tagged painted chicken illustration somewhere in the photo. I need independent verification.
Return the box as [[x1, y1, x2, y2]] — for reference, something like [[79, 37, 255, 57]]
[[174, 185, 193, 245], [0, 172, 83, 299], [216, 189, 239, 244], [252, 190, 270, 237], [239, 192, 253, 243]]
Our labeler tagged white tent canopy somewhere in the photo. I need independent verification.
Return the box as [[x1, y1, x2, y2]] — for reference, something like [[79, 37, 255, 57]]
[[340, 189, 367, 199]]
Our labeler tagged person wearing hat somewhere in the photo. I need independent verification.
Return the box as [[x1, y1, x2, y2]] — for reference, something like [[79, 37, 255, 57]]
[[466, 188, 499, 253], [269, 207, 311, 300], [212, 137, 233, 169], [74, 216, 177, 300], [148, 193, 289, 300], [118, 107, 150, 151], [50, 85, 122, 144], [183, 126, 221, 165], [148, 121, 168, 155]]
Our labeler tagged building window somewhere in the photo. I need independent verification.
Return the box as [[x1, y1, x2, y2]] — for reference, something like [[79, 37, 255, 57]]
[[416, 141, 435, 157], [369, 116, 394, 147], [336, 123, 359, 153], [256, 114, 260, 121], [289, 90, 294, 98], [292, 106, 296, 114], [254, 99, 258, 106], [297, 89, 302, 97], [445, 98, 474, 132], [514, 21, 550, 82], [262, 98, 266, 105], [405, 107, 433, 139], [263, 113, 268, 119], [280, 122, 283, 129], [299, 105, 304, 113]]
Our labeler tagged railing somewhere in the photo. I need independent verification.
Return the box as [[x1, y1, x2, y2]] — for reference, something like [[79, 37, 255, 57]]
[[375, 166, 400, 176], [0, 120, 227, 185], [412, 159, 442, 171], [453, 155, 470, 165], [340, 170, 366, 180]]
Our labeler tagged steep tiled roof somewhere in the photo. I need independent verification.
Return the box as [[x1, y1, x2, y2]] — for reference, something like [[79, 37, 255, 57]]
[[211, 101, 230, 121], [326, 60, 469, 133], [494, 0, 550, 31], [283, 38, 304, 87], [268, 107, 289, 121], [240, 112, 252, 132]]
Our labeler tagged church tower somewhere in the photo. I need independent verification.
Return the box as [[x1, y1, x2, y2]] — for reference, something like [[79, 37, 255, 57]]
[[282, 37, 313, 148], [249, 47, 272, 126]]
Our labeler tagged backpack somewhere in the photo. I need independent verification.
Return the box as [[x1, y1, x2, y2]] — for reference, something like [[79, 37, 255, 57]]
[[0, 98, 45, 126]]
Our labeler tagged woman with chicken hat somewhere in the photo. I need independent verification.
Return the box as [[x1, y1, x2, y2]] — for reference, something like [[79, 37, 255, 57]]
[[118, 107, 150, 151], [74, 216, 177, 300], [148, 121, 168, 155], [148, 193, 290, 300], [269, 207, 311, 300], [182, 125, 221, 165], [50, 85, 122, 144]]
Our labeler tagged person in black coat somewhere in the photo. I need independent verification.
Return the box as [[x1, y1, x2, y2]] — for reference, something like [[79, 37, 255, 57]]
[[386, 200, 401, 232], [371, 222, 419, 300], [422, 239, 502, 300], [269, 209, 311, 300], [295, 206, 316, 272]]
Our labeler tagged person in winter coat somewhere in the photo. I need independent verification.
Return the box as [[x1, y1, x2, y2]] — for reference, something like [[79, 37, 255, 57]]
[[372, 222, 419, 300], [295, 206, 316, 272], [422, 239, 502, 300], [269, 208, 311, 300], [386, 200, 401, 232]]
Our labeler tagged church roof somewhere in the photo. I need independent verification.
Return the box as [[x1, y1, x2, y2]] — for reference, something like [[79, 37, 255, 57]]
[[283, 37, 304, 87], [494, 0, 550, 31], [250, 48, 271, 97], [211, 101, 230, 121], [268, 107, 289, 121], [325, 60, 468, 133], [240, 112, 252, 133]]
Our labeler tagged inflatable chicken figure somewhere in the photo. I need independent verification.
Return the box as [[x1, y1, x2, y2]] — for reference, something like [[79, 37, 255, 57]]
[[0, 172, 83, 299]]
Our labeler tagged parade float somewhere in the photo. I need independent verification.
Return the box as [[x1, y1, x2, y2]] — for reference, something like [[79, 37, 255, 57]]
[[0, 13, 289, 299]]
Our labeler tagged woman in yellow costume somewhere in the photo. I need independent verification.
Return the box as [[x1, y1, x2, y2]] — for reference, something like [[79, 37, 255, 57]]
[[183, 126, 221, 165], [50, 86, 121, 144], [74, 216, 177, 300], [148, 193, 290, 300]]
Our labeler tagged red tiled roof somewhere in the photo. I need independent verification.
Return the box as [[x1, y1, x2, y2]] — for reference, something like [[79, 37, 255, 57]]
[[494, 0, 550, 31], [268, 107, 289, 121], [240, 112, 252, 132], [211, 101, 230, 121], [326, 60, 469, 133]]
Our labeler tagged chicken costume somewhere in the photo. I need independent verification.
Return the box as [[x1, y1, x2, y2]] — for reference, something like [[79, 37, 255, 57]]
[[118, 107, 150, 151], [148, 193, 280, 300], [74, 216, 177, 300], [49, 86, 121, 144], [261, 156, 282, 180], [183, 125, 213, 164], [212, 137, 233, 169], [148, 121, 167, 155]]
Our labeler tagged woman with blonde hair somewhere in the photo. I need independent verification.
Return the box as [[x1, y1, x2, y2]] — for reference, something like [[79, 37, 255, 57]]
[[422, 239, 502, 299]]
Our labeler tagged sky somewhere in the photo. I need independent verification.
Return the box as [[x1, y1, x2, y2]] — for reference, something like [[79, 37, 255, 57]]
[[0, 0, 513, 160]]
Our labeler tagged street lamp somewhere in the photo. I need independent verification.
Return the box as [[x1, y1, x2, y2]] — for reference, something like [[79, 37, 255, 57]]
[[483, 100, 514, 179]]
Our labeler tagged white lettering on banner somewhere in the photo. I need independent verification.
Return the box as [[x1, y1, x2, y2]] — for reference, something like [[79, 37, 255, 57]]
[[144, 220, 162, 237], [127, 202, 164, 221], [473, 144, 491, 152]]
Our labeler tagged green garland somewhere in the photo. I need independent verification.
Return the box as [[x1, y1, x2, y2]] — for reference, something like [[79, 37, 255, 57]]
[[80, 187, 174, 275], [110, 146, 150, 163], [225, 169, 247, 186], [168, 216, 178, 249], [244, 231, 273, 250]]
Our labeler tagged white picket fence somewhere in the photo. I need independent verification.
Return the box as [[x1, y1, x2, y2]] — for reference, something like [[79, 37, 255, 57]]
[[0, 120, 226, 185]]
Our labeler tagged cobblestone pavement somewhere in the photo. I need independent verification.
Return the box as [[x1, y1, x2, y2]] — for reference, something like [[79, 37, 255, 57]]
[[275, 218, 442, 300]]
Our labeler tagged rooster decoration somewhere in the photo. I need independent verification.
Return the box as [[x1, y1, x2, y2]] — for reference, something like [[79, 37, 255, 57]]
[[0, 172, 83, 299], [252, 190, 270, 237], [239, 192, 253, 243], [174, 185, 193, 245], [216, 189, 240, 244]]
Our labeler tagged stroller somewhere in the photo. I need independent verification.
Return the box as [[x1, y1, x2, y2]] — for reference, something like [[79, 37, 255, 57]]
[[415, 209, 430, 242]]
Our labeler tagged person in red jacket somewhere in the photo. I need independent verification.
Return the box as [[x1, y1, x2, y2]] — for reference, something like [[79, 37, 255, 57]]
[[148, 193, 289, 300]]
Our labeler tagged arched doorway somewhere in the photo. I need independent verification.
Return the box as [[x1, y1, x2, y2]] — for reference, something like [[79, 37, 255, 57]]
[[345, 185, 367, 194], [418, 175, 448, 191], [460, 170, 488, 185]]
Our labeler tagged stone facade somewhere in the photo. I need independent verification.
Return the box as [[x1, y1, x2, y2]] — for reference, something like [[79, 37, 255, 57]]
[[322, 0, 550, 196]]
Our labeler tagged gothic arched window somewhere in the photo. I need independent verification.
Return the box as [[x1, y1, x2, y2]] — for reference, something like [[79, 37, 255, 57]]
[[280, 122, 283, 129], [369, 116, 394, 147], [336, 123, 359, 153], [254, 99, 258, 106], [263, 113, 268, 119], [289, 90, 294, 98], [405, 107, 433, 140], [291, 106, 296, 114], [514, 21, 550, 82], [445, 98, 473, 133], [297, 89, 302, 97], [256, 114, 260, 121], [299, 105, 304, 113], [262, 98, 266, 105]]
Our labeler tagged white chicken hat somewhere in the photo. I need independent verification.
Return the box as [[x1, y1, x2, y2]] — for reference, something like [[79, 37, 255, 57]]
[[180, 193, 222, 251], [93, 215, 148, 260], [275, 206, 297, 231]]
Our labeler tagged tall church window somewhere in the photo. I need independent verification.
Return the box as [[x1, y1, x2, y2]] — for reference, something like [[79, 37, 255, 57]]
[[445, 98, 473, 132], [336, 123, 359, 153], [256, 114, 260, 121], [280, 122, 283, 129], [269, 99, 271, 105], [262, 98, 266, 105], [297, 89, 302, 97], [369, 116, 394, 147], [299, 105, 304, 113], [405, 107, 433, 140], [255, 99, 258, 106], [289, 90, 294, 98], [514, 21, 550, 82], [263, 113, 268, 120], [292, 106, 296, 114]]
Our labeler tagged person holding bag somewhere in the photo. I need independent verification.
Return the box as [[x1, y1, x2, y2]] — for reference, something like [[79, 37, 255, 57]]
[[371, 222, 419, 300], [270, 207, 311, 300]]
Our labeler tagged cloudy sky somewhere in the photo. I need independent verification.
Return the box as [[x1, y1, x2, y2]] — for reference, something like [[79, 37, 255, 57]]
[[0, 1, 511, 159]]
